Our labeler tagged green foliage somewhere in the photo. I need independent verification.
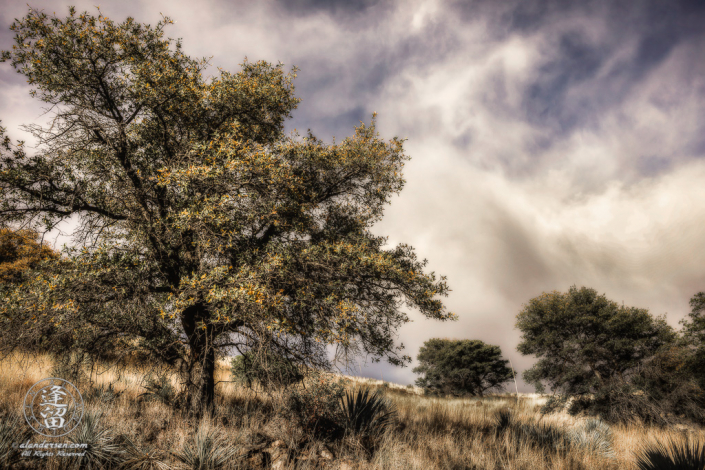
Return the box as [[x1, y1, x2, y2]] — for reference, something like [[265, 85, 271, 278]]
[[515, 286, 705, 425], [283, 375, 346, 440], [634, 437, 705, 470], [0, 6, 454, 415], [339, 387, 396, 437], [540, 395, 569, 415], [679, 291, 705, 388], [0, 226, 60, 285], [171, 424, 237, 470], [231, 350, 303, 389], [413, 338, 513, 397], [517, 285, 676, 395]]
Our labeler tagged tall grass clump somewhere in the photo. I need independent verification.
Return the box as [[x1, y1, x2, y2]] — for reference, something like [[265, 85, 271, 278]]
[[0, 411, 32, 468], [635, 436, 705, 470], [68, 410, 123, 469], [121, 438, 173, 470], [172, 423, 237, 470], [566, 418, 615, 458]]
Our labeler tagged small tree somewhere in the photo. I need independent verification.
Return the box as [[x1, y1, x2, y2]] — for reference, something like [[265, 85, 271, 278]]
[[413, 338, 513, 397], [515, 285, 701, 424], [0, 7, 454, 417], [516, 286, 675, 395]]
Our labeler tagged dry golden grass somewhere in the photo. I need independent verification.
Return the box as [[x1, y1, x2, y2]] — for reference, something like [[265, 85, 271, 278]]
[[0, 353, 703, 469]]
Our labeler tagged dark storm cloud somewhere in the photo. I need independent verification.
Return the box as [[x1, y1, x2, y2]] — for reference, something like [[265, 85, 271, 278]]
[[273, 0, 381, 16], [442, 0, 705, 179]]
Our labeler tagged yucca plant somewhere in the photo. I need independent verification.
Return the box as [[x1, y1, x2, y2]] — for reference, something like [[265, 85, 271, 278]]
[[566, 418, 615, 458], [635, 436, 705, 470], [339, 387, 397, 437], [120, 437, 172, 470], [68, 410, 123, 470], [172, 424, 237, 470], [0, 411, 33, 468]]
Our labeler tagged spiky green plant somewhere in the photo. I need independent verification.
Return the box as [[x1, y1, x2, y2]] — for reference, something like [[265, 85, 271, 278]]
[[339, 387, 397, 437], [120, 437, 172, 470], [0, 411, 33, 468], [172, 425, 237, 470], [635, 437, 705, 470], [566, 418, 615, 458], [68, 410, 123, 470]]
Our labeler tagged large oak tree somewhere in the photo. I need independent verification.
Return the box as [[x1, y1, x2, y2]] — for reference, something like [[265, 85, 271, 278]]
[[0, 7, 454, 415]]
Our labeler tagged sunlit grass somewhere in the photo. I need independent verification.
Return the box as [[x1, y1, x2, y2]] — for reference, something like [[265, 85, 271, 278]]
[[0, 353, 703, 469]]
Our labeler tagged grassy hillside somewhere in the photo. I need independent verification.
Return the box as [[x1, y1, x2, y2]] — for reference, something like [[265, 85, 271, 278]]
[[0, 354, 702, 469]]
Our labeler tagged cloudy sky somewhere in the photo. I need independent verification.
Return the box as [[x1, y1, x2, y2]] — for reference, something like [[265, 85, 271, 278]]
[[2, 0, 705, 391]]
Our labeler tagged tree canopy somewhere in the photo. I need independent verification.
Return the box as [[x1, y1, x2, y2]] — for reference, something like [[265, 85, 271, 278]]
[[516, 285, 675, 395], [0, 227, 60, 285], [679, 291, 705, 386], [0, 7, 454, 415], [413, 338, 513, 397]]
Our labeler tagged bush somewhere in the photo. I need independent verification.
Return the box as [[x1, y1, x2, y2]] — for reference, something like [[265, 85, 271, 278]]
[[635, 436, 705, 470], [540, 395, 569, 415], [283, 374, 345, 440], [339, 387, 396, 438], [231, 350, 303, 389], [138, 374, 176, 406]]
